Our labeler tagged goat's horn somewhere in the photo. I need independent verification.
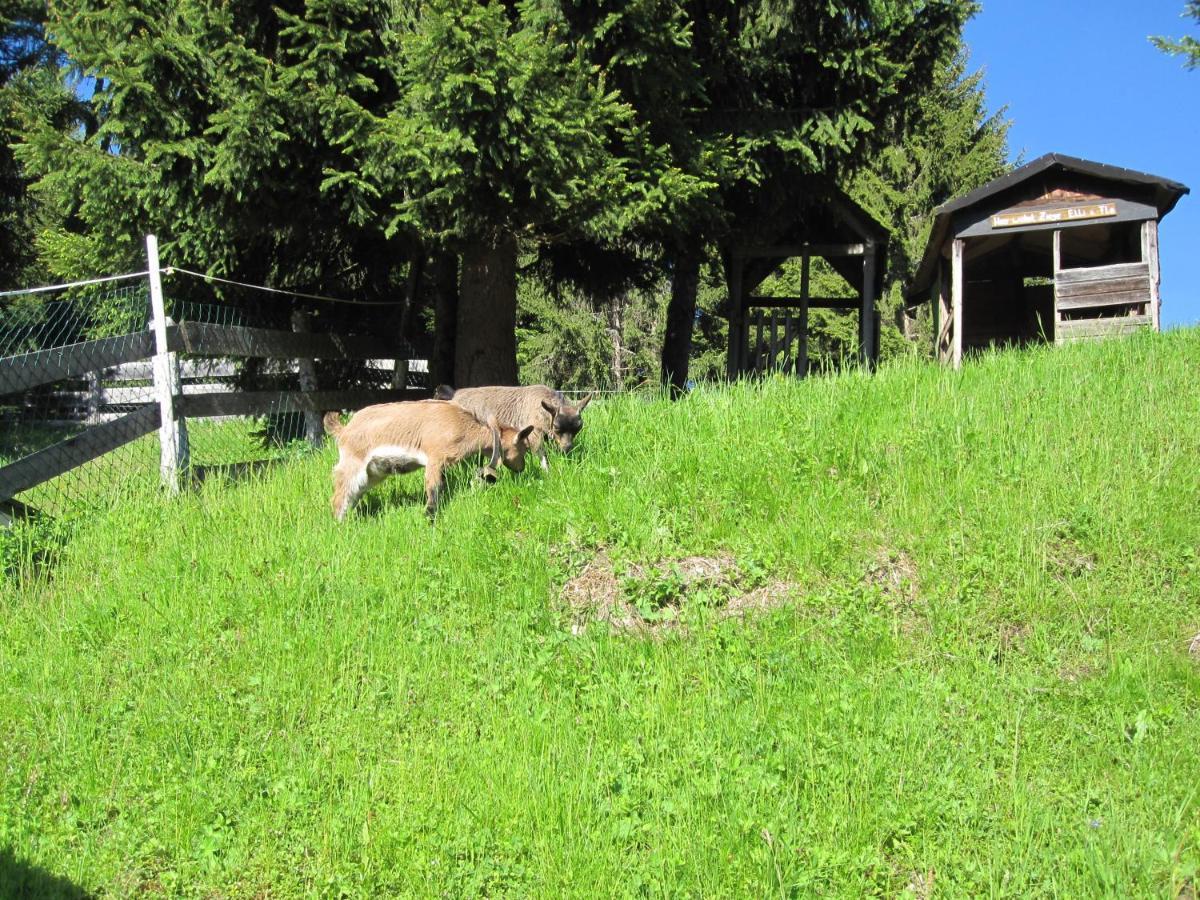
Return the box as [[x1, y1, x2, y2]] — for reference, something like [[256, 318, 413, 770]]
[[487, 418, 501, 470]]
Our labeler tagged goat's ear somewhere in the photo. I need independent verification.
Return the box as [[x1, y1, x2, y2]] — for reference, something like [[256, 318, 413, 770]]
[[518, 424, 536, 443], [540, 399, 558, 416], [576, 393, 592, 411]]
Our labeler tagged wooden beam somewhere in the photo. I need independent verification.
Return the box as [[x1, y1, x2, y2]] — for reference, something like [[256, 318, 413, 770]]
[[1056, 290, 1152, 311], [179, 388, 421, 420], [1054, 262, 1150, 285], [746, 296, 861, 310], [1055, 275, 1151, 299], [1056, 315, 1151, 342], [0, 331, 156, 396], [733, 243, 865, 259], [951, 239, 964, 368], [0, 404, 161, 503], [1142, 220, 1161, 332], [168, 322, 399, 361]]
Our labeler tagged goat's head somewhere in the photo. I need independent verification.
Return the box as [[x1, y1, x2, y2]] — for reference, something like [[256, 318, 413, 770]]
[[500, 423, 537, 473], [540, 393, 591, 453], [485, 416, 536, 476]]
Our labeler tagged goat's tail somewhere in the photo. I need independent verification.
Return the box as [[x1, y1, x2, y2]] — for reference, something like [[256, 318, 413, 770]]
[[434, 384, 456, 401], [323, 411, 344, 437]]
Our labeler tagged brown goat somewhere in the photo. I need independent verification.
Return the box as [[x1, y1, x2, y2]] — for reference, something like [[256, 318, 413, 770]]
[[323, 401, 534, 520], [434, 385, 591, 470]]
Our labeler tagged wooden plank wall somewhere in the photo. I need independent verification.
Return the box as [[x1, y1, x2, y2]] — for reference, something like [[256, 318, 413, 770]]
[[1054, 260, 1153, 344]]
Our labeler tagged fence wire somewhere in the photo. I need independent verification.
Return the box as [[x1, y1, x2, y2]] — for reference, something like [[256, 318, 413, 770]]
[[2, 268, 425, 525], [164, 287, 423, 476], [1, 284, 159, 518]]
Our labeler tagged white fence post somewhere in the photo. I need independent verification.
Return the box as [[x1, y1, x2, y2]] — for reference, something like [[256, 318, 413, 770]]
[[146, 234, 189, 489]]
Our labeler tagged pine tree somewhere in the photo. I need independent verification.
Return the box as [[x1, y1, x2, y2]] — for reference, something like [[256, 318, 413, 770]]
[[1, 0, 88, 288], [1154, 2, 1200, 68], [16, 0, 416, 326], [557, 0, 978, 393]]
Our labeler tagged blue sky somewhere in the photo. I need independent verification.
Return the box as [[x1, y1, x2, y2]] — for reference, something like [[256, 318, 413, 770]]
[[964, 2, 1199, 327]]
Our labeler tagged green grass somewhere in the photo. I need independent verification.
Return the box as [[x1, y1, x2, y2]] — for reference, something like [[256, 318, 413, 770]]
[[0, 417, 308, 521], [3, 330, 1200, 897]]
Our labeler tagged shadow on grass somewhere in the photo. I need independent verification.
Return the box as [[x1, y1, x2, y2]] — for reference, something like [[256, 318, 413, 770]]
[[0, 847, 94, 899], [190, 457, 287, 486], [349, 464, 525, 519], [355, 484, 426, 518]]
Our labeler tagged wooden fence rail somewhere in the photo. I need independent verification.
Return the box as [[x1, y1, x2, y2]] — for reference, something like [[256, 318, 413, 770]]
[[0, 404, 161, 502], [1, 235, 427, 513], [0, 330, 156, 396]]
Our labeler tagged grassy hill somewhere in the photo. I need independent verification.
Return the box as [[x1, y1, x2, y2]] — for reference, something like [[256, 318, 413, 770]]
[[3, 330, 1199, 897]]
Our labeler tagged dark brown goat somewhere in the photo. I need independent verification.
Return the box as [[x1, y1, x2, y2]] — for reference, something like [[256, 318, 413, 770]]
[[434, 385, 591, 470]]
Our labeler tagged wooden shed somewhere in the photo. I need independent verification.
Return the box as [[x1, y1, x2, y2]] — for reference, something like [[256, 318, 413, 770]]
[[724, 179, 888, 378], [907, 154, 1189, 365]]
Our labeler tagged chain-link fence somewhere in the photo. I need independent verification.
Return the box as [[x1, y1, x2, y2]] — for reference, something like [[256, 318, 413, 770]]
[[0, 281, 159, 518], [165, 288, 426, 479], [2, 260, 427, 525]]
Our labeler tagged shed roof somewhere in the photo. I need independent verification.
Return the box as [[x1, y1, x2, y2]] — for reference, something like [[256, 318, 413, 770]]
[[907, 153, 1190, 300], [725, 175, 890, 300]]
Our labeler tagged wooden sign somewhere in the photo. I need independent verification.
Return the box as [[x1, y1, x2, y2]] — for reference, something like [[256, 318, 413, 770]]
[[991, 202, 1117, 229]]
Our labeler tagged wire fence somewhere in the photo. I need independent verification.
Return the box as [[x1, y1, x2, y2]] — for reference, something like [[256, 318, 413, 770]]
[[1, 262, 426, 524], [0, 283, 159, 518], [164, 290, 425, 476]]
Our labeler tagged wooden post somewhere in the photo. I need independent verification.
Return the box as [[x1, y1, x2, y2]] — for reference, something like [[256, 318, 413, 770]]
[[861, 242, 878, 367], [1052, 229, 1063, 343], [936, 258, 953, 362], [769, 311, 778, 372], [799, 252, 810, 377], [1142, 219, 1161, 331], [782, 312, 793, 375], [753, 310, 764, 374], [393, 254, 422, 389], [147, 234, 189, 489], [291, 310, 324, 447], [86, 369, 101, 425], [931, 271, 940, 360], [951, 239, 964, 369], [726, 256, 744, 380]]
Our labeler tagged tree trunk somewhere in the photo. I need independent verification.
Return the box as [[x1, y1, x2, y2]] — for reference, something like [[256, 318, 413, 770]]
[[429, 251, 459, 389], [391, 253, 424, 389], [660, 248, 702, 398], [608, 292, 625, 390], [456, 233, 519, 387]]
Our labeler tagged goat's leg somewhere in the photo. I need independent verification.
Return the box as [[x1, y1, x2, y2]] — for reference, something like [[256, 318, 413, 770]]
[[529, 430, 549, 471], [424, 463, 445, 519], [331, 460, 367, 521]]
